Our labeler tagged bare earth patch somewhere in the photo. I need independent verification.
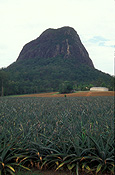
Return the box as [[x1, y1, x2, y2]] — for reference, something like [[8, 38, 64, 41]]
[[17, 169, 112, 175], [19, 91, 114, 98]]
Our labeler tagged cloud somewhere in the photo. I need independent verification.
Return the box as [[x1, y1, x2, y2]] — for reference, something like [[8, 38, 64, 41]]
[[87, 36, 114, 48], [88, 36, 109, 43], [82, 38, 114, 75]]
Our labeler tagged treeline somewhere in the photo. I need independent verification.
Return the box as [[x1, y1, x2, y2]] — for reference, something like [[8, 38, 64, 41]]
[[0, 68, 114, 96]]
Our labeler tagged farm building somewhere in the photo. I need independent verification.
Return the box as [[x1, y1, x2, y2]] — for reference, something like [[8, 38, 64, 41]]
[[90, 87, 109, 91]]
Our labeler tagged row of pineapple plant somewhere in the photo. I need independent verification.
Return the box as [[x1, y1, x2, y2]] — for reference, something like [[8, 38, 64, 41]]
[[0, 122, 114, 174], [0, 96, 114, 174]]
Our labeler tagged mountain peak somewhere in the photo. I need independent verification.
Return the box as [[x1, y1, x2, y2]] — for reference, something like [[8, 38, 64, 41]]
[[17, 26, 94, 68]]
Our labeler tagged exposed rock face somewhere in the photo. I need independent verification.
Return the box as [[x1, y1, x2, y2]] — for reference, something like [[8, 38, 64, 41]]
[[17, 26, 94, 68]]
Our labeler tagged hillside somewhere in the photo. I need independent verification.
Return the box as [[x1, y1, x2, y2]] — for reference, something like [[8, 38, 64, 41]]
[[5, 26, 112, 95]]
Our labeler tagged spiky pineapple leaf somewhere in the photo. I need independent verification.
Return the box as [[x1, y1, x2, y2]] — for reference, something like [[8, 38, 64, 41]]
[[96, 164, 102, 173], [56, 162, 64, 170], [67, 163, 75, 170], [6, 165, 15, 172]]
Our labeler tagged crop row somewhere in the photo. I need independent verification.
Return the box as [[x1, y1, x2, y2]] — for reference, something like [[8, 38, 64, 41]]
[[0, 96, 114, 174]]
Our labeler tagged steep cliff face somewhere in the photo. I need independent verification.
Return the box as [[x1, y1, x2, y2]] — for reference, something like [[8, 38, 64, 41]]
[[17, 26, 94, 68]]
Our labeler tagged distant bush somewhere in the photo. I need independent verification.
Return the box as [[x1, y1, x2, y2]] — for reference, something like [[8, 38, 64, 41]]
[[59, 81, 73, 93]]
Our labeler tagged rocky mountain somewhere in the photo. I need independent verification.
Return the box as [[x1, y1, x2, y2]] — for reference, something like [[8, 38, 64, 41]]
[[17, 26, 94, 68], [6, 26, 111, 95]]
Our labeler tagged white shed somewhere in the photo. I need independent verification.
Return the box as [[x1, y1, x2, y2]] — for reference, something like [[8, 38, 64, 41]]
[[90, 87, 109, 91]]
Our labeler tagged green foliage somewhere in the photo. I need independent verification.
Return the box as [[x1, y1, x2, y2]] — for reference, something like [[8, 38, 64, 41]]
[[3, 55, 113, 95], [86, 133, 114, 174], [59, 81, 73, 94], [0, 134, 30, 175], [109, 76, 115, 91], [0, 69, 9, 96], [0, 96, 114, 174]]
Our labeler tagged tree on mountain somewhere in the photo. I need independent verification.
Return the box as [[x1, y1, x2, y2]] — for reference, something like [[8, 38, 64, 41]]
[[59, 81, 73, 94], [0, 69, 8, 96], [109, 76, 115, 91]]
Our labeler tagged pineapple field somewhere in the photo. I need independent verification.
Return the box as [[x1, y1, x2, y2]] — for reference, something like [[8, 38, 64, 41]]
[[0, 95, 114, 175]]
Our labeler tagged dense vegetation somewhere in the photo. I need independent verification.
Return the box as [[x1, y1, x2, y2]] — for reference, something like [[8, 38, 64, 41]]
[[0, 56, 114, 96], [0, 96, 114, 174]]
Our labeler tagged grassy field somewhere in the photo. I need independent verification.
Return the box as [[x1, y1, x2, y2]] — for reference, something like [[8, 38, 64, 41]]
[[0, 94, 114, 175]]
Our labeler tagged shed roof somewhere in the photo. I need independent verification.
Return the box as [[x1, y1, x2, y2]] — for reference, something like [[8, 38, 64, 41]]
[[90, 87, 108, 91]]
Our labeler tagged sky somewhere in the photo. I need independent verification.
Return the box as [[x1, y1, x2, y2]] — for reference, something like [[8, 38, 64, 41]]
[[0, 0, 115, 75]]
